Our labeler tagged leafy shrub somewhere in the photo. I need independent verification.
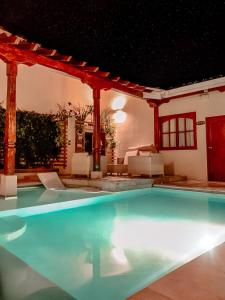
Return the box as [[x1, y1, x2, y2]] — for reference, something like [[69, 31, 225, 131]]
[[0, 105, 62, 168]]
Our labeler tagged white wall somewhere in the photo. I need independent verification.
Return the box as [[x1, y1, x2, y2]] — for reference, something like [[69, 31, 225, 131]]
[[0, 60, 94, 173], [3, 59, 224, 180], [159, 91, 225, 180], [0, 60, 93, 112], [0, 59, 154, 172], [101, 90, 154, 158]]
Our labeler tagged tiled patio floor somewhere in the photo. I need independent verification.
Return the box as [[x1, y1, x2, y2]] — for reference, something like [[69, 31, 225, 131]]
[[156, 180, 225, 194], [128, 242, 225, 300]]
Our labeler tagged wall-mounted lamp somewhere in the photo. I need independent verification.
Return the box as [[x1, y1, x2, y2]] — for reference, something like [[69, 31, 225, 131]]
[[111, 96, 127, 110], [113, 110, 127, 123]]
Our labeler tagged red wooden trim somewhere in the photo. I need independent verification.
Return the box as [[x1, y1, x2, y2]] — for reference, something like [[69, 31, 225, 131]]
[[160, 86, 225, 104], [4, 62, 17, 175], [63, 119, 68, 168], [206, 116, 213, 180], [175, 117, 179, 147], [206, 115, 225, 180], [160, 111, 196, 120], [154, 106, 159, 151], [93, 88, 101, 171], [127, 83, 138, 89], [35, 48, 57, 56], [95, 71, 110, 78], [0, 34, 145, 98], [0, 33, 18, 44], [118, 80, 130, 86], [159, 112, 197, 150], [82, 66, 99, 72]]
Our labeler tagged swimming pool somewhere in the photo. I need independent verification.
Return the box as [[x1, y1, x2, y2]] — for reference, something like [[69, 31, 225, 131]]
[[0, 187, 225, 300]]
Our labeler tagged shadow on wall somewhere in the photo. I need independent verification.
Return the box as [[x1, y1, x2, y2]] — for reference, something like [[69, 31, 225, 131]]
[[164, 162, 175, 176]]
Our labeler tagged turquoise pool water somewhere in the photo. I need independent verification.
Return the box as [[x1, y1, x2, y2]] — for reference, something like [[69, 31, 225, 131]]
[[0, 187, 225, 300], [0, 186, 110, 212]]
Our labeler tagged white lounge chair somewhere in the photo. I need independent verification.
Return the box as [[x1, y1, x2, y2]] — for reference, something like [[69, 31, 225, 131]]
[[37, 172, 66, 190]]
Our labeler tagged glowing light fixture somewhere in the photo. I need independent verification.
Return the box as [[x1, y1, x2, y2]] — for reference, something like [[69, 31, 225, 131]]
[[111, 96, 126, 110], [113, 110, 127, 123]]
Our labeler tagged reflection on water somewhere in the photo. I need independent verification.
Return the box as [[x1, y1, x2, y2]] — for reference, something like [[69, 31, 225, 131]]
[[0, 187, 109, 212], [0, 216, 27, 242], [0, 188, 225, 300]]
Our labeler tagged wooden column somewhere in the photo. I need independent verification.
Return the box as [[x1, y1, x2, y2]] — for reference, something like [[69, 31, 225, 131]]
[[4, 62, 17, 175], [93, 88, 101, 171], [154, 105, 160, 151]]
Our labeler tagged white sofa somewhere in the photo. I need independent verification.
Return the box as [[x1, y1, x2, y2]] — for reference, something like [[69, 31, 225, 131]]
[[128, 153, 164, 177], [71, 153, 107, 177]]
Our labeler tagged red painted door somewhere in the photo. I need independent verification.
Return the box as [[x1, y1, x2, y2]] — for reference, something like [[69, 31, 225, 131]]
[[206, 115, 225, 181]]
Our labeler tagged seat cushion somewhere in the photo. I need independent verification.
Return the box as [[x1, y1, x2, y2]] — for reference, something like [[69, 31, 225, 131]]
[[139, 151, 151, 156], [123, 150, 138, 165]]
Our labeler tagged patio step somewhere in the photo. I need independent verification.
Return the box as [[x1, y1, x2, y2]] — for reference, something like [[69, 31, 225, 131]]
[[63, 177, 153, 192], [153, 175, 187, 184]]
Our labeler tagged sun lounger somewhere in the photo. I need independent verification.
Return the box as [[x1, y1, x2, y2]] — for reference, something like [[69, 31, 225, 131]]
[[37, 172, 66, 190]]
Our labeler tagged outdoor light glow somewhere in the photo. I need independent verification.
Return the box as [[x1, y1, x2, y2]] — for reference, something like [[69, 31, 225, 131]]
[[111, 247, 129, 265], [199, 234, 217, 251], [113, 110, 127, 123], [111, 96, 127, 110], [111, 218, 225, 260]]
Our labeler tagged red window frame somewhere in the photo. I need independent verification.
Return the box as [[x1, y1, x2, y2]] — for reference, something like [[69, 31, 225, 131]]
[[159, 112, 197, 150]]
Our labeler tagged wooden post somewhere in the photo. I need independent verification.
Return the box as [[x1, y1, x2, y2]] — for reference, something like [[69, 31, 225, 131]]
[[4, 62, 17, 175], [93, 88, 101, 171], [154, 105, 160, 151]]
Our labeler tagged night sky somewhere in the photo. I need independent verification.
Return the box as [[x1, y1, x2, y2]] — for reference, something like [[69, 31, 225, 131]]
[[0, 0, 225, 89]]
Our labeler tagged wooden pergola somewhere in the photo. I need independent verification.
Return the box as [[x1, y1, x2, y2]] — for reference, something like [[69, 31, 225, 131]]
[[0, 27, 160, 180]]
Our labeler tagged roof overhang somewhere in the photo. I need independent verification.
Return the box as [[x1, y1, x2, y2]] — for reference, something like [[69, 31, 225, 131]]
[[144, 77, 225, 104]]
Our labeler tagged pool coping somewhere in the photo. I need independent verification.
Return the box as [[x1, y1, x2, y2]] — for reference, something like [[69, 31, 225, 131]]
[[154, 184, 225, 195]]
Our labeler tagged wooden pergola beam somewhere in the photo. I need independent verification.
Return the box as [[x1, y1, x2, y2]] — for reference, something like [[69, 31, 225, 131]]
[[111, 76, 120, 82], [119, 80, 130, 86], [0, 42, 144, 98], [95, 71, 110, 78], [35, 48, 57, 56], [127, 83, 138, 89], [4, 62, 17, 175], [0, 33, 18, 44], [82, 66, 100, 72], [65, 59, 87, 67], [16, 42, 40, 51], [92, 88, 101, 172], [136, 85, 146, 91], [51, 54, 72, 62]]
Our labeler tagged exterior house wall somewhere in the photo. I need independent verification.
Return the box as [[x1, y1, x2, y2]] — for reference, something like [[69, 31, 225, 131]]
[[159, 91, 225, 180], [2, 59, 224, 180], [0, 60, 154, 173], [0, 61, 93, 111], [0, 61, 93, 173], [101, 90, 154, 159]]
